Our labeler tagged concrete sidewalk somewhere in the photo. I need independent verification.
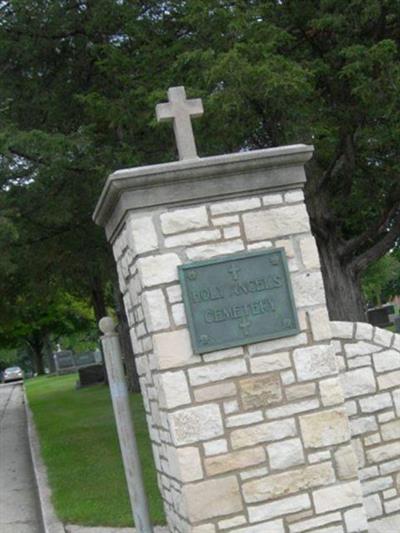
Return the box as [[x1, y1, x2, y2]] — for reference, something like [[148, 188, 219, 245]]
[[0, 382, 43, 532]]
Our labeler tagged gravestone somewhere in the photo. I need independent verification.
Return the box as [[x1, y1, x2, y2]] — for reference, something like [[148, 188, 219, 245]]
[[367, 304, 394, 328], [77, 364, 105, 387], [53, 350, 76, 375], [75, 351, 97, 367], [94, 87, 367, 532], [75, 350, 105, 387]]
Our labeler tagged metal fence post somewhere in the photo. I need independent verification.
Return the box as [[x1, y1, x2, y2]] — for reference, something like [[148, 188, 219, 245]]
[[99, 316, 153, 533]]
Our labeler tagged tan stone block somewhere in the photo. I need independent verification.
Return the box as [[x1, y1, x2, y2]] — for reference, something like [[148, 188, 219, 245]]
[[169, 404, 224, 445], [142, 288, 170, 332], [243, 463, 335, 503], [186, 239, 244, 261], [230, 419, 297, 449], [288, 511, 341, 531], [250, 352, 291, 373], [300, 236, 320, 270], [293, 345, 337, 381], [266, 398, 319, 419], [243, 204, 310, 241], [239, 373, 282, 410], [168, 446, 203, 483], [194, 381, 237, 402], [191, 525, 216, 533], [291, 272, 326, 307], [334, 445, 359, 480], [204, 438, 228, 456], [344, 507, 368, 533], [381, 419, 400, 441], [286, 383, 316, 401], [299, 408, 350, 448], [366, 442, 400, 463], [226, 411, 263, 427], [267, 438, 305, 470], [137, 252, 181, 286], [217, 515, 246, 529], [188, 358, 247, 386], [249, 333, 307, 355], [248, 493, 311, 523], [308, 307, 332, 341], [396, 472, 400, 491], [159, 370, 191, 409], [153, 329, 195, 369], [160, 206, 209, 235], [319, 377, 345, 407], [262, 193, 283, 206], [232, 520, 284, 533], [126, 214, 158, 254], [212, 214, 240, 226], [312, 481, 363, 513], [205, 447, 266, 476], [165, 228, 221, 247], [378, 370, 400, 390], [353, 437, 366, 468], [182, 476, 243, 522]]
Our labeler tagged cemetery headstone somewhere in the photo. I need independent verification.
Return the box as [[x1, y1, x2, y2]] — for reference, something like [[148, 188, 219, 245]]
[[77, 364, 105, 388], [53, 350, 76, 375], [367, 304, 395, 328], [75, 351, 97, 367], [75, 350, 105, 387]]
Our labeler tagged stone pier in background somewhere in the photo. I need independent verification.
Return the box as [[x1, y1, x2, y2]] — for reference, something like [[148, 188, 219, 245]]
[[94, 88, 369, 532]]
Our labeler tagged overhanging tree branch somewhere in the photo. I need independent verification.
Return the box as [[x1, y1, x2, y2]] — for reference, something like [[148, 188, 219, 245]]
[[350, 208, 400, 274], [339, 185, 400, 260]]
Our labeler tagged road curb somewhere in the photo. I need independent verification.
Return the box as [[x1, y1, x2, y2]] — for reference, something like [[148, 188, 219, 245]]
[[23, 385, 66, 533]]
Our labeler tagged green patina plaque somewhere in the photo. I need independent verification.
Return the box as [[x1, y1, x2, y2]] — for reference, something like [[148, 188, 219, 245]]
[[178, 248, 299, 354]]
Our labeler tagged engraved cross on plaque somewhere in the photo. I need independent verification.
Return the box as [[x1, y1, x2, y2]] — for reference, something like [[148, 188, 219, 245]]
[[239, 317, 251, 336], [228, 264, 241, 281], [156, 86, 204, 161]]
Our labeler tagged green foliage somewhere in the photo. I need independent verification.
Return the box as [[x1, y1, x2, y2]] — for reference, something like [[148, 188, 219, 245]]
[[1, 0, 399, 329], [26, 374, 165, 526], [362, 253, 400, 306]]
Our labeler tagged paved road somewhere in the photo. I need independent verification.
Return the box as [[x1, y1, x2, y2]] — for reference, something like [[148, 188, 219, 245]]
[[0, 382, 43, 533]]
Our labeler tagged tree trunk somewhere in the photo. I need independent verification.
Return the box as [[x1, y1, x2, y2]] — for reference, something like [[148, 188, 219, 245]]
[[44, 334, 55, 374], [28, 332, 45, 375], [117, 293, 141, 393], [112, 277, 141, 393], [90, 275, 107, 325], [316, 237, 366, 321]]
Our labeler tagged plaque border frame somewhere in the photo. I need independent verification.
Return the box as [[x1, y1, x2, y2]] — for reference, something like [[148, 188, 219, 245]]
[[178, 248, 300, 354]]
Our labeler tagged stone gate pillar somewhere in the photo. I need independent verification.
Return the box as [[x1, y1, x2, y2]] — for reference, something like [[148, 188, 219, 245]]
[[93, 88, 367, 533]]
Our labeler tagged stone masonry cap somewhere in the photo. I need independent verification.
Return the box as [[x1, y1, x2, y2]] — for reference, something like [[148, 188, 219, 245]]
[[93, 143, 314, 240]]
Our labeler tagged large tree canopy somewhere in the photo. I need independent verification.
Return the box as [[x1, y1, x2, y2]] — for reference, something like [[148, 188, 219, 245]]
[[1, 0, 399, 372]]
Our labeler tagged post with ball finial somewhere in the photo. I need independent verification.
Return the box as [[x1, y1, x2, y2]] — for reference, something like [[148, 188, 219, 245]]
[[99, 317, 153, 533]]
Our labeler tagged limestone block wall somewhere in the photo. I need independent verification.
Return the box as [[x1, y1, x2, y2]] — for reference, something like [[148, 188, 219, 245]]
[[332, 321, 400, 532], [112, 189, 367, 533]]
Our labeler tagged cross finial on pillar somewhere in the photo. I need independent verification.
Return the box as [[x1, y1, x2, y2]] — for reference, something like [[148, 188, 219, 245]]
[[156, 86, 203, 161]]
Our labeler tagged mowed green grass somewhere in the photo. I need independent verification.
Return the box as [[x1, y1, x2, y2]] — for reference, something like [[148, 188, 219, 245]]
[[26, 375, 165, 527]]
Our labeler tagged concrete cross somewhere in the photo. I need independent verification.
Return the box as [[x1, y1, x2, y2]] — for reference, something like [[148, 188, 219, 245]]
[[156, 86, 203, 161]]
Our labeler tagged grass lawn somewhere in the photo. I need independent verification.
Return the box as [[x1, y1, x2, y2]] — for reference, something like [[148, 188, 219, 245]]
[[26, 374, 165, 527]]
